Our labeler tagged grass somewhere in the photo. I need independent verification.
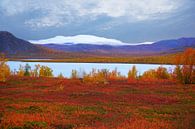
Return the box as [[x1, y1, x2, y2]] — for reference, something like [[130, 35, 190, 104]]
[[5, 105, 42, 114], [0, 76, 194, 128]]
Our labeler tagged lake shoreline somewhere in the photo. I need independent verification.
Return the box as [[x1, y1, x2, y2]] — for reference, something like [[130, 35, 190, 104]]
[[8, 59, 175, 65]]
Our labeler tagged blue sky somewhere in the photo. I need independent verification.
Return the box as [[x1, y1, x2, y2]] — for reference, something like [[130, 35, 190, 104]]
[[0, 0, 194, 43]]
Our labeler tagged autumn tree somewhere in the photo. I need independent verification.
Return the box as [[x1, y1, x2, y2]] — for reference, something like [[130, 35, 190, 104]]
[[83, 69, 109, 84], [58, 73, 64, 78], [142, 69, 156, 80], [17, 65, 25, 76], [100, 69, 109, 80], [24, 64, 31, 76], [71, 70, 78, 79], [128, 65, 137, 80], [0, 54, 10, 82], [39, 65, 53, 77], [141, 66, 169, 80], [95, 69, 109, 84], [173, 65, 183, 83], [156, 66, 170, 79], [174, 48, 195, 84], [109, 68, 118, 80], [34, 64, 40, 77], [109, 68, 124, 80]]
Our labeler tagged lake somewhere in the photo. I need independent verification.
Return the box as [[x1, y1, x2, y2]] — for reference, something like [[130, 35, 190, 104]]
[[7, 61, 175, 78]]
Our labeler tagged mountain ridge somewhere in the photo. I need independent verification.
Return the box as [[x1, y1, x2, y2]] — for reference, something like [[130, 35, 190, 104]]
[[29, 35, 153, 46], [0, 31, 94, 58], [0, 31, 195, 57], [0, 31, 42, 54], [42, 37, 195, 55]]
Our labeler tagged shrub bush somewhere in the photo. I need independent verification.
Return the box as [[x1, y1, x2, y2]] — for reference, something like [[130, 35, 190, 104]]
[[174, 48, 195, 84], [24, 64, 31, 76], [0, 54, 10, 82], [83, 69, 108, 84], [142, 69, 156, 80], [17, 65, 25, 76], [71, 69, 78, 79], [141, 66, 169, 80], [156, 66, 170, 79], [39, 65, 53, 77], [128, 65, 138, 80]]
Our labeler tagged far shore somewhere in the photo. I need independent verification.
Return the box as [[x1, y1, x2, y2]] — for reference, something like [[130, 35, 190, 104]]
[[8, 58, 175, 65]]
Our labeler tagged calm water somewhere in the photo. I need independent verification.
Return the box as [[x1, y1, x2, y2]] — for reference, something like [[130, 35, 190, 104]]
[[7, 61, 175, 77]]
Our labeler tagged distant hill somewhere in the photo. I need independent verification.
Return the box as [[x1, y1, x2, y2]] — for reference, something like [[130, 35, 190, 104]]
[[29, 35, 129, 46], [42, 37, 195, 56], [0, 31, 92, 58], [0, 31, 43, 54]]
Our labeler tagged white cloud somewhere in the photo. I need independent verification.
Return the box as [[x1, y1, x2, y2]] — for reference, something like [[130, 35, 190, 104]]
[[25, 15, 64, 28], [0, 0, 182, 28]]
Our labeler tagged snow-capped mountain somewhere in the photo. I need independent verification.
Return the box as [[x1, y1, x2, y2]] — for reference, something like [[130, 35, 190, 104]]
[[1, 31, 194, 57], [29, 35, 153, 46]]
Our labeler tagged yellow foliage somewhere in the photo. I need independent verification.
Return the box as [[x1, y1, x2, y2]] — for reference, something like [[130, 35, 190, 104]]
[[0, 54, 10, 82], [82, 69, 108, 84], [17, 65, 25, 77], [174, 48, 195, 84], [39, 65, 53, 77], [142, 69, 156, 79], [156, 66, 170, 79], [142, 66, 169, 80], [128, 65, 137, 80]]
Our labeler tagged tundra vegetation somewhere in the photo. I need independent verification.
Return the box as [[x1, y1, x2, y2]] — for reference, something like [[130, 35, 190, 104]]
[[0, 48, 194, 128]]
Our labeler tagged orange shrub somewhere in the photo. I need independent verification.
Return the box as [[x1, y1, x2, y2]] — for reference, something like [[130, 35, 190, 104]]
[[17, 65, 25, 76], [141, 66, 169, 80], [142, 69, 156, 80], [109, 68, 125, 81], [0, 53, 10, 82], [128, 65, 138, 80], [83, 69, 108, 84], [174, 48, 195, 84], [156, 66, 170, 79], [39, 65, 53, 77]]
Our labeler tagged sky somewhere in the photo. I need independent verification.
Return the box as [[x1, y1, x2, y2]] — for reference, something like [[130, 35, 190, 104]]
[[0, 0, 195, 43]]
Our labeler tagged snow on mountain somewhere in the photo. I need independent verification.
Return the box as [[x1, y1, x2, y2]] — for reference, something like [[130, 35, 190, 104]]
[[29, 35, 153, 46], [130, 42, 154, 45]]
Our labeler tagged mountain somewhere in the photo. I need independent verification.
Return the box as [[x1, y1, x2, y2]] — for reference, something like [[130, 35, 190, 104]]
[[29, 35, 153, 46], [29, 35, 126, 45], [0, 31, 90, 58], [1, 31, 194, 58], [137, 38, 195, 52], [0, 31, 43, 54], [37, 37, 195, 56]]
